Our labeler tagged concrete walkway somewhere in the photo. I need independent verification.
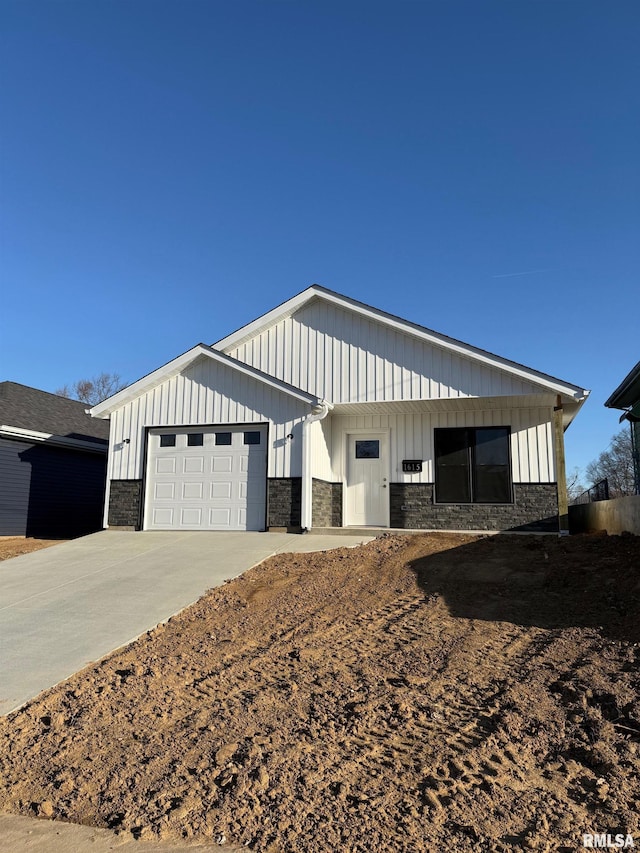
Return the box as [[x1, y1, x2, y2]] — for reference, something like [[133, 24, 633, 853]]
[[0, 530, 373, 716]]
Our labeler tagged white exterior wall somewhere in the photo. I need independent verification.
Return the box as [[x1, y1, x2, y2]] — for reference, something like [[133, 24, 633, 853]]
[[325, 407, 555, 485], [226, 300, 549, 403], [106, 356, 309, 481], [309, 417, 334, 481]]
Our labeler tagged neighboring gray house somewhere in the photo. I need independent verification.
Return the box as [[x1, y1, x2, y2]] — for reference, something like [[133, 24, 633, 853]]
[[0, 382, 109, 538], [605, 360, 640, 495], [91, 286, 589, 533]]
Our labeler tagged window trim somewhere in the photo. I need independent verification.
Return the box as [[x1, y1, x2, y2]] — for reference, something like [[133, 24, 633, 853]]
[[434, 426, 513, 505]]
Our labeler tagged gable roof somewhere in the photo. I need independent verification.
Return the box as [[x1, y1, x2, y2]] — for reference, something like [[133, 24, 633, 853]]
[[90, 344, 324, 418], [215, 284, 590, 402], [0, 382, 110, 444]]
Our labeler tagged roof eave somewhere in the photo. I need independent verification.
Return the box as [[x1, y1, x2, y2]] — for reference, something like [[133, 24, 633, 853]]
[[604, 361, 640, 410], [0, 425, 108, 453]]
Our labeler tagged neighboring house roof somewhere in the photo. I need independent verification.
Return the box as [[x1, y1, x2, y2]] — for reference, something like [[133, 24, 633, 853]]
[[90, 344, 325, 418], [215, 284, 590, 402], [605, 361, 640, 415], [0, 382, 110, 446]]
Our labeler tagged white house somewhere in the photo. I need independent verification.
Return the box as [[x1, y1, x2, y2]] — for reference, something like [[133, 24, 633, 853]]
[[90, 286, 589, 533]]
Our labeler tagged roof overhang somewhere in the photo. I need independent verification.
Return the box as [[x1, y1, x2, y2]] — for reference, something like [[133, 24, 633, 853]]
[[331, 392, 584, 429], [214, 284, 590, 404], [605, 361, 640, 412], [0, 425, 108, 453], [90, 344, 323, 418]]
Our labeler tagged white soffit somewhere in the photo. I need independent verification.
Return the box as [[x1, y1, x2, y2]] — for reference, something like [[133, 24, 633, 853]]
[[330, 393, 582, 427]]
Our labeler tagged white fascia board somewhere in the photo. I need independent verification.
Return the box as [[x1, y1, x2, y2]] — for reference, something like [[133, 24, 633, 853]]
[[215, 285, 590, 402], [89, 344, 322, 418], [212, 348, 323, 405], [214, 287, 319, 351], [0, 425, 108, 453]]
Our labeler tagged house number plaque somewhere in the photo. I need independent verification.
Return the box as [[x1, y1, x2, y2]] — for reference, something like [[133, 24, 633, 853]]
[[402, 460, 423, 473]]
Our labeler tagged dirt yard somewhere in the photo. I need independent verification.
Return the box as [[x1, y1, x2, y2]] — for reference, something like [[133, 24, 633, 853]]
[[0, 537, 65, 562], [0, 532, 639, 852]]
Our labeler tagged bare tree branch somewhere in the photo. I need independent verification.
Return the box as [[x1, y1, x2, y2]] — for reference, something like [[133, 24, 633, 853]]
[[56, 373, 126, 405], [585, 428, 635, 498]]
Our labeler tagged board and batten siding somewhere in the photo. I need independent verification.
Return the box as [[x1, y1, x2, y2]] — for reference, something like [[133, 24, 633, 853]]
[[107, 356, 310, 481], [309, 417, 334, 482], [314, 407, 555, 485], [225, 300, 550, 404]]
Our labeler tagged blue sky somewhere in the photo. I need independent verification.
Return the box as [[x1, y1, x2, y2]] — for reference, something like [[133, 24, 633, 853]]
[[1, 0, 638, 481]]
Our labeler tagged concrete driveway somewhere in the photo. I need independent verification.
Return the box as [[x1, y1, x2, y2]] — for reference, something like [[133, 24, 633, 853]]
[[0, 530, 372, 716]]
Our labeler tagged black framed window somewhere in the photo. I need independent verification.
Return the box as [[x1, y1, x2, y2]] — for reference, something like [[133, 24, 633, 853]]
[[160, 434, 176, 448], [435, 427, 511, 504], [215, 432, 232, 446], [244, 431, 261, 445], [187, 433, 204, 447]]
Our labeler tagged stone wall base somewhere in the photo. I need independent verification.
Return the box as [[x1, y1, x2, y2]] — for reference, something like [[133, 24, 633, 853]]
[[268, 478, 302, 530], [390, 483, 559, 532], [312, 478, 343, 527], [108, 480, 143, 529]]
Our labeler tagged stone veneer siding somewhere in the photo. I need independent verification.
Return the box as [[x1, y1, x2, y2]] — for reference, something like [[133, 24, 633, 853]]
[[268, 477, 302, 530], [108, 480, 143, 529], [312, 478, 343, 527], [390, 483, 559, 532]]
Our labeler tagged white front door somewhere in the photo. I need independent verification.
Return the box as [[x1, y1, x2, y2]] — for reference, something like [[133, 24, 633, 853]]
[[345, 433, 389, 526]]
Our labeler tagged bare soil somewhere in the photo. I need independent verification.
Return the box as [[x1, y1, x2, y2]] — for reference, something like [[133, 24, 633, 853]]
[[0, 532, 639, 852], [0, 537, 65, 562]]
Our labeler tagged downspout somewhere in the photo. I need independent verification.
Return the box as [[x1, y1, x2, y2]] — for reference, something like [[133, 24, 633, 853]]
[[300, 400, 333, 532]]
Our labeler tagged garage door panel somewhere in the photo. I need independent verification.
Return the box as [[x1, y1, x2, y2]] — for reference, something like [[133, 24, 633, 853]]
[[154, 483, 175, 500], [212, 456, 233, 473], [153, 508, 174, 525], [182, 482, 203, 500], [181, 508, 202, 526], [209, 508, 231, 527], [184, 457, 204, 473], [145, 427, 266, 531], [210, 482, 232, 499]]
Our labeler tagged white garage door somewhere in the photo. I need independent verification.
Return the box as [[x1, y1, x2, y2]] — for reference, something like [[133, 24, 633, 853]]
[[145, 426, 267, 531]]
